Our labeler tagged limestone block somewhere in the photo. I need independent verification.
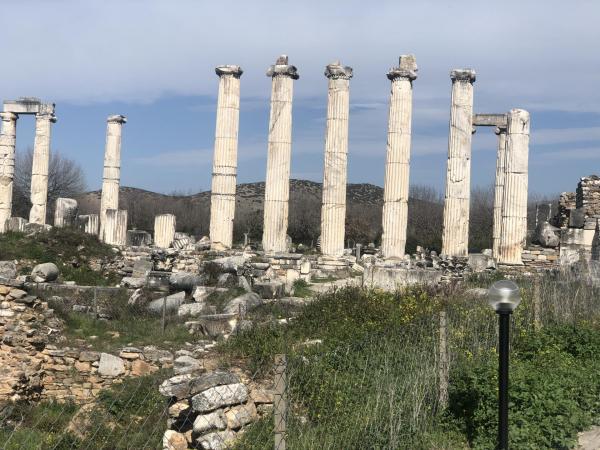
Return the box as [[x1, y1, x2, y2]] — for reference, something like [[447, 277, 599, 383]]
[[162, 430, 188, 450], [98, 353, 125, 377], [191, 383, 248, 413], [196, 430, 236, 450], [363, 265, 442, 291], [193, 410, 227, 434], [159, 371, 240, 400], [225, 402, 257, 429]]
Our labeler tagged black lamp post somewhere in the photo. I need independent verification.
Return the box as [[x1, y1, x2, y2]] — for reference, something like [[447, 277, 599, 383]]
[[488, 280, 521, 450]]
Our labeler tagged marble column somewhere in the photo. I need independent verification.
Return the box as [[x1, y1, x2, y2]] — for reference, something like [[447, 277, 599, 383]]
[[381, 55, 417, 260], [320, 61, 353, 258], [78, 214, 99, 235], [498, 109, 530, 264], [100, 115, 127, 242], [104, 209, 128, 246], [29, 106, 56, 224], [492, 125, 507, 259], [54, 198, 78, 227], [441, 69, 476, 257], [262, 55, 299, 254], [0, 112, 18, 233], [154, 213, 176, 249], [209, 65, 243, 250]]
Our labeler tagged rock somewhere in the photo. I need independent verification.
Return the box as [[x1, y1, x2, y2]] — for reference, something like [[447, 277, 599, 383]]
[[193, 286, 216, 303], [128, 288, 145, 306], [238, 276, 252, 292], [126, 230, 152, 247], [250, 388, 274, 404], [225, 402, 257, 429], [211, 255, 250, 273], [79, 351, 100, 362], [196, 430, 236, 450], [191, 383, 248, 413], [131, 259, 153, 278], [148, 291, 186, 314], [0, 261, 17, 282], [193, 410, 227, 434], [142, 346, 173, 363], [467, 254, 496, 272], [98, 353, 125, 377], [178, 302, 206, 317], [252, 281, 285, 299], [174, 355, 203, 375], [31, 262, 59, 283], [534, 221, 560, 248], [159, 371, 239, 400], [168, 400, 191, 418], [23, 222, 52, 234], [6, 217, 26, 232], [170, 272, 205, 293], [7, 289, 27, 300], [217, 273, 237, 288], [223, 292, 262, 315], [121, 277, 146, 289], [465, 288, 488, 298], [569, 208, 586, 228], [196, 236, 211, 251], [163, 430, 188, 450], [131, 359, 158, 376]]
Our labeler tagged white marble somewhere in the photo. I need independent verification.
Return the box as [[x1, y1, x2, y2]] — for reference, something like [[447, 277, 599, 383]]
[[100, 115, 126, 242]]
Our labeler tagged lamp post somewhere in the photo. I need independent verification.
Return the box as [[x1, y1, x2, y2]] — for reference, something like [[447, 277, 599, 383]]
[[488, 280, 521, 450]]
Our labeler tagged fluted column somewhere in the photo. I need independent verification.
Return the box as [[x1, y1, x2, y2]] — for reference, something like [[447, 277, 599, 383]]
[[492, 125, 507, 259], [29, 106, 56, 224], [0, 112, 18, 233], [381, 55, 417, 260], [209, 65, 243, 250], [100, 115, 127, 242], [498, 109, 530, 264], [54, 198, 78, 227], [104, 209, 128, 246], [154, 213, 176, 248], [320, 61, 353, 258], [262, 55, 299, 254], [441, 69, 476, 257]]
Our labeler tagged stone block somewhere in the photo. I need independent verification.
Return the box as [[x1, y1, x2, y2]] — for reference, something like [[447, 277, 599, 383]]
[[191, 383, 248, 413], [98, 353, 125, 377], [196, 430, 236, 450], [159, 371, 240, 400], [193, 410, 226, 434], [569, 208, 585, 228], [225, 402, 257, 429], [363, 265, 442, 291]]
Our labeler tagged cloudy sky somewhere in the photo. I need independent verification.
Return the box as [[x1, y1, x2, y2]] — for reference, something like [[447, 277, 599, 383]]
[[1, 0, 599, 196]]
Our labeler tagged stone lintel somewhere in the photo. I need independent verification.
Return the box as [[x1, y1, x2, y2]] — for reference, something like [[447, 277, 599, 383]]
[[472, 113, 507, 127], [387, 54, 417, 81], [266, 55, 299, 79], [4, 98, 55, 115], [107, 114, 127, 124], [324, 61, 353, 80], [450, 68, 476, 83], [215, 65, 243, 78]]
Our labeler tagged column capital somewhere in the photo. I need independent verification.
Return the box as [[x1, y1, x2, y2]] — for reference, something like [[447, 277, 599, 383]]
[[495, 125, 507, 135], [215, 65, 243, 78], [0, 112, 18, 122], [507, 108, 530, 134], [324, 61, 353, 80], [36, 112, 57, 123], [266, 55, 299, 79], [107, 114, 127, 124], [387, 54, 418, 81], [450, 68, 476, 83]]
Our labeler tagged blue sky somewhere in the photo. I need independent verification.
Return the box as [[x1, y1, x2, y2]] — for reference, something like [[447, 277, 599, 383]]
[[2, 0, 599, 196]]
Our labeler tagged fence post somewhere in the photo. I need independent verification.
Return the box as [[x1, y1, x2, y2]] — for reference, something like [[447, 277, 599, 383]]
[[93, 287, 98, 319], [533, 279, 541, 331], [161, 296, 167, 333], [274, 354, 287, 450], [438, 308, 449, 409]]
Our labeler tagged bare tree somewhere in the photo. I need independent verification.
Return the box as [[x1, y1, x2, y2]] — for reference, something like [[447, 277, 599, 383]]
[[13, 147, 87, 220]]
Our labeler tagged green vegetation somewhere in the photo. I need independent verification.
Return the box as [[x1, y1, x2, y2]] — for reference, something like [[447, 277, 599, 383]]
[[292, 279, 313, 298], [0, 228, 119, 285], [0, 372, 167, 449]]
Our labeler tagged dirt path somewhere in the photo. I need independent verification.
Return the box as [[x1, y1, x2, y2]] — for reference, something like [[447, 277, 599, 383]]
[[578, 426, 600, 449]]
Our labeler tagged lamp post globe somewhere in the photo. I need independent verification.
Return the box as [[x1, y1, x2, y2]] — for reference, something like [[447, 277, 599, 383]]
[[488, 279, 521, 313]]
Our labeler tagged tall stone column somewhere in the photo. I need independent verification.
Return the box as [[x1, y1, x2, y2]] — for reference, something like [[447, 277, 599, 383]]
[[492, 125, 507, 259], [262, 55, 299, 254], [498, 109, 530, 264], [209, 65, 243, 250], [320, 61, 353, 258], [441, 69, 476, 257], [381, 55, 417, 260], [100, 115, 127, 242], [0, 112, 18, 233], [29, 106, 56, 224], [154, 214, 176, 249]]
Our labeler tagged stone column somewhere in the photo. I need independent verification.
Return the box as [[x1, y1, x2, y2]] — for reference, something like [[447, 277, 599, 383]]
[[262, 55, 299, 254], [209, 65, 243, 250], [54, 198, 78, 227], [381, 55, 417, 260], [498, 109, 530, 264], [441, 69, 476, 257], [78, 214, 99, 235], [320, 61, 353, 258], [104, 209, 128, 246], [154, 213, 176, 249], [29, 106, 56, 224], [0, 112, 18, 233], [100, 115, 127, 242], [492, 125, 507, 259]]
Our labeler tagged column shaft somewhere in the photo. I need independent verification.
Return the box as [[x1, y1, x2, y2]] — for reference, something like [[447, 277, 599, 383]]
[[498, 109, 530, 264], [492, 127, 507, 259], [209, 65, 243, 250], [262, 56, 299, 254], [154, 213, 176, 248], [29, 110, 55, 224], [100, 115, 127, 242], [320, 62, 353, 258], [381, 55, 417, 259], [0, 113, 18, 232], [441, 69, 476, 257]]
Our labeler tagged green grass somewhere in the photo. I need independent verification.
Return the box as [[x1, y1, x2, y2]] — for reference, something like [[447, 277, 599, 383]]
[[292, 279, 313, 298], [205, 287, 247, 313], [0, 228, 119, 286]]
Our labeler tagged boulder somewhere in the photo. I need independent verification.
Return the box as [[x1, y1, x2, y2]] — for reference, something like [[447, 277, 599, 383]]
[[148, 291, 186, 313], [31, 262, 59, 283], [196, 236, 211, 251], [162, 430, 188, 450], [252, 281, 285, 299], [193, 286, 216, 303], [131, 259, 153, 278], [211, 255, 250, 273], [193, 410, 226, 434], [225, 402, 257, 429], [170, 272, 206, 293], [174, 355, 203, 375], [534, 221, 560, 248], [121, 277, 146, 289], [0, 261, 17, 282], [98, 353, 125, 377], [159, 371, 240, 400], [196, 430, 236, 450], [223, 292, 262, 315], [191, 383, 248, 413]]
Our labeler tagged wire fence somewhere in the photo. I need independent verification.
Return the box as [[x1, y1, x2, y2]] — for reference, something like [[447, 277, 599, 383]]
[[2, 268, 600, 449]]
